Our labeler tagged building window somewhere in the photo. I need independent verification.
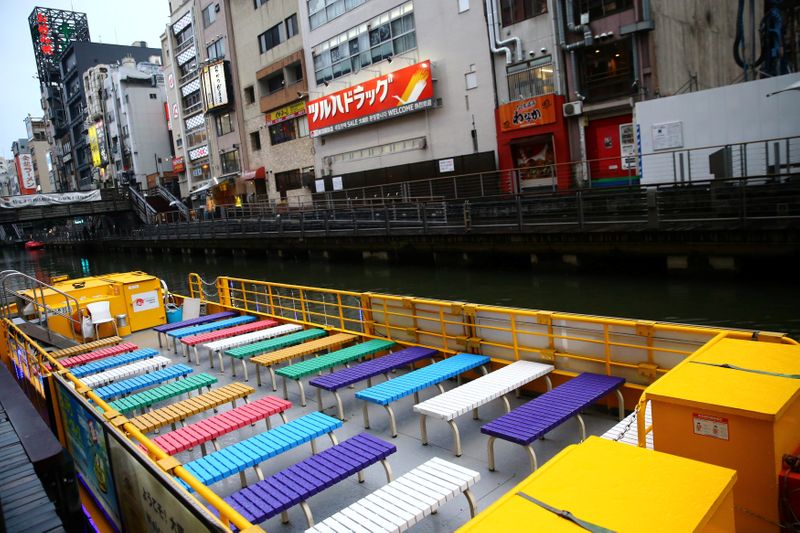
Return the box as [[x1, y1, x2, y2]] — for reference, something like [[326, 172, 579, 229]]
[[250, 131, 262, 151], [500, 0, 547, 26], [312, 2, 416, 85], [286, 14, 298, 39], [244, 85, 255, 104], [254, 0, 268, 8], [507, 56, 554, 100], [183, 91, 202, 113], [175, 25, 194, 49], [308, 0, 368, 30], [186, 128, 207, 147], [179, 58, 197, 80], [258, 23, 284, 54], [268, 120, 295, 145], [149, 93, 158, 99], [220, 150, 240, 174], [578, 0, 632, 21], [215, 112, 235, 136], [202, 4, 217, 27], [275, 169, 302, 198], [458, 0, 469, 12], [582, 40, 633, 101], [207, 38, 225, 60], [296, 116, 309, 138]]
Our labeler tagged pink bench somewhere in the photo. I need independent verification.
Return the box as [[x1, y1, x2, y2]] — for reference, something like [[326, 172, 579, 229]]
[[151, 395, 292, 456], [58, 342, 139, 369], [179, 319, 278, 362]]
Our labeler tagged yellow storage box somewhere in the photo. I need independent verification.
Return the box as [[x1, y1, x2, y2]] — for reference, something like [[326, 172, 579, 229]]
[[459, 436, 736, 532], [644, 338, 800, 533], [98, 272, 166, 332]]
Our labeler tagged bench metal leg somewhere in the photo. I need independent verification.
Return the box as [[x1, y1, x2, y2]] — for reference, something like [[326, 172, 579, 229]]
[[435, 383, 446, 395], [362, 402, 370, 429], [419, 414, 428, 445], [333, 391, 344, 421], [328, 432, 338, 446], [357, 470, 365, 483], [380, 459, 394, 482], [265, 417, 272, 430], [464, 488, 478, 517], [300, 501, 314, 528], [413, 391, 420, 404], [526, 445, 538, 471], [209, 349, 215, 369], [310, 439, 317, 455], [269, 366, 277, 392], [279, 412, 288, 424], [218, 354, 225, 373], [254, 466, 264, 481], [449, 420, 463, 457], [280, 511, 289, 524], [200, 443, 207, 456], [367, 377, 372, 387], [282, 376, 289, 400], [545, 375, 553, 391], [255, 364, 261, 386], [157, 332, 163, 348], [316, 388, 323, 412], [194, 347, 200, 366], [501, 394, 512, 413], [615, 389, 625, 420], [384, 404, 398, 437], [239, 471, 247, 488], [472, 407, 479, 420], [297, 380, 307, 407], [212, 439, 220, 452], [242, 360, 249, 382], [576, 414, 587, 442], [487, 436, 497, 471], [231, 358, 236, 377]]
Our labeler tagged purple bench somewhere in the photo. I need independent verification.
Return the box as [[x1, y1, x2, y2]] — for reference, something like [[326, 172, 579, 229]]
[[153, 311, 237, 348], [481, 372, 625, 472], [223, 432, 396, 529], [309, 346, 438, 420]]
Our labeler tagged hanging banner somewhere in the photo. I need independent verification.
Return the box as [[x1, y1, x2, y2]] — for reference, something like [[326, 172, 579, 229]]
[[15, 154, 37, 195], [0, 190, 101, 208], [306, 60, 434, 137], [497, 94, 557, 132]]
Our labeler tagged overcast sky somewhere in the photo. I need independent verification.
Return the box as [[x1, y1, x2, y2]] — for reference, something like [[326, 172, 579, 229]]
[[0, 0, 170, 159]]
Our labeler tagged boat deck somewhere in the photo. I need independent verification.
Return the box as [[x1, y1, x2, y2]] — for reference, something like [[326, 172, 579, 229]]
[[122, 327, 627, 532]]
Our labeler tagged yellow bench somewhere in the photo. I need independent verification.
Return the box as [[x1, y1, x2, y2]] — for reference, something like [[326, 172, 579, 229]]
[[51, 336, 123, 359], [251, 333, 357, 389], [128, 382, 255, 433]]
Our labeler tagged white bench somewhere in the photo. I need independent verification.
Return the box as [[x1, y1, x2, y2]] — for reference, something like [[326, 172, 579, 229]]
[[199, 323, 304, 370], [80, 356, 171, 389], [307, 457, 480, 533], [413, 360, 553, 456], [601, 400, 653, 449]]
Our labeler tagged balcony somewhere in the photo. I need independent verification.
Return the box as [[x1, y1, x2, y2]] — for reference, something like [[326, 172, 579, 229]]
[[257, 50, 308, 113], [259, 79, 307, 113]]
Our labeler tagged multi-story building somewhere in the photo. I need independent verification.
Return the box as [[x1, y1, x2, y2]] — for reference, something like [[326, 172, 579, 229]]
[[55, 41, 161, 191], [298, 0, 498, 195], [0, 157, 20, 197], [162, 0, 245, 203], [229, 0, 315, 204], [83, 58, 173, 190], [23, 116, 55, 193]]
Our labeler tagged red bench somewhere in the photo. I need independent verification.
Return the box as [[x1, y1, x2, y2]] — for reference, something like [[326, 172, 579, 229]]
[[179, 319, 278, 363], [151, 395, 292, 456], [58, 342, 139, 369]]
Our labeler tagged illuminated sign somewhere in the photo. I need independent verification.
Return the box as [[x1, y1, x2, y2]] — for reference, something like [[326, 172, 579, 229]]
[[306, 60, 435, 137], [88, 121, 107, 167], [497, 94, 557, 132], [88, 125, 101, 167], [265, 100, 307, 126], [200, 61, 229, 112], [173, 157, 185, 172], [15, 154, 37, 195]]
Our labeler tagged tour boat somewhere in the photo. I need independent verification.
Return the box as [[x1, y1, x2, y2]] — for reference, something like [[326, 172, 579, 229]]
[[24, 240, 45, 250], [0, 270, 797, 532]]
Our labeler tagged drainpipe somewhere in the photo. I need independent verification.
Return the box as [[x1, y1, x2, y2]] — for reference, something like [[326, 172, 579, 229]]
[[564, 0, 594, 47], [555, 0, 593, 99], [484, 0, 522, 64]]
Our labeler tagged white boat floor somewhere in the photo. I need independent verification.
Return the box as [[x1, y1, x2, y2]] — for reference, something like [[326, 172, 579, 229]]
[[123, 329, 627, 532]]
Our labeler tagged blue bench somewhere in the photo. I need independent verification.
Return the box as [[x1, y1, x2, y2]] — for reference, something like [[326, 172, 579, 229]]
[[181, 411, 342, 490], [93, 364, 194, 400], [154, 311, 237, 348], [70, 348, 159, 378], [166, 316, 255, 353], [481, 372, 625, 472], [223, 432, 396, 529], [310, 346, 438, 420], [355, 353, 490, 437]]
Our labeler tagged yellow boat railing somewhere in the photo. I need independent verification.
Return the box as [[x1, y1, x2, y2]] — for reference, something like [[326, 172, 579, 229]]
[[0, 317, 262, 533]]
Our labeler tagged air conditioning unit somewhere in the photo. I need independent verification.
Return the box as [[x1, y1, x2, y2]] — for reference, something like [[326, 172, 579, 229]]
[[563, 101, 583, 117]]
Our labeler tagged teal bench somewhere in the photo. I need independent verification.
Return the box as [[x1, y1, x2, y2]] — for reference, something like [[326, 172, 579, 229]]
[[275, 339, 395, 407], [223, 328, 327, 380], [93, 364, 193, 400], [107, 373, 218, 415], [181, 411, 342, 490], [355, 353, 490, 437]]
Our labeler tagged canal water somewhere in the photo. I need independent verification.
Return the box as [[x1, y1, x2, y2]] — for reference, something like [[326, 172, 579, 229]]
[[3, 246, 799, 338]]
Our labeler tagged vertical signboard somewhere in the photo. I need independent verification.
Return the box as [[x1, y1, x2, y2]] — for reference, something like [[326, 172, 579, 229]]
[[54, 377, 121, 528], [88, 125, 101, 167], [200, 61, 230, 112], [15, 153, 37, 195]]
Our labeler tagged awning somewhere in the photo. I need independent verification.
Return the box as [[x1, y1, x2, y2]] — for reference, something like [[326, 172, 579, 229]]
[[188, 181, 213, 197], [241, 167, 266, 180]]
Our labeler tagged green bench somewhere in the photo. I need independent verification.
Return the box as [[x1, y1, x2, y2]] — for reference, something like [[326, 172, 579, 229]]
[[275, 339, 395, 407], [107, 373, 218, 416], [222, 328, 327, 381]]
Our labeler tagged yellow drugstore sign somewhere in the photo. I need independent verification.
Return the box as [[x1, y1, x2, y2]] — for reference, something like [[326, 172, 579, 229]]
[[265, 100, 307, 126], [88, 125, 102, 167]]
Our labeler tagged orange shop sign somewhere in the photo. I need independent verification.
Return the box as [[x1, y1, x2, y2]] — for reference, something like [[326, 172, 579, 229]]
[[498, 94, 557, 132], [306, 60, 434, 137]]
